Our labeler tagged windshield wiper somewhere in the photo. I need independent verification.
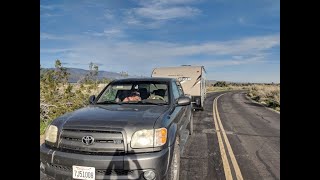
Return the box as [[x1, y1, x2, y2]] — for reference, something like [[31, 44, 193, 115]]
[[96, 101, 122, 105], [120, 101, 168, 105], [139, 101, 168, 106]]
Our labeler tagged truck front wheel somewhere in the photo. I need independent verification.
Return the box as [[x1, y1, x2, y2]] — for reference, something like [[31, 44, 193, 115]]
[[166, 137, 180, 180], [187, 112, 194, 135]]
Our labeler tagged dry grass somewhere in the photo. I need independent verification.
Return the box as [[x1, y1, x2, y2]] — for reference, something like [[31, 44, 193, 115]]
[[206, 85, 248, 92], [247, 84, 280, 111]]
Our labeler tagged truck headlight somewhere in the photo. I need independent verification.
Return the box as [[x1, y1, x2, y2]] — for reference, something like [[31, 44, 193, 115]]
[[131, 128, 167, 148], [45, 125, 58, 143]]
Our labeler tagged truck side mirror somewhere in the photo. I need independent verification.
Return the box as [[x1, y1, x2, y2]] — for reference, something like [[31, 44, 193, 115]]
[[177, 96, 191, 106]]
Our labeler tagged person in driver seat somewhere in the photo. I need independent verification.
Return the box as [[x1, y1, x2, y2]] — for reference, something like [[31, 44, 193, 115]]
[[123, 91, 141, 102]]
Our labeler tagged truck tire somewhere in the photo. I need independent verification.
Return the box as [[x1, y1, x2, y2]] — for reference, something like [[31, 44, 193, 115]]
[[187, 112, 194, 135], [166, 137, 180, 180]]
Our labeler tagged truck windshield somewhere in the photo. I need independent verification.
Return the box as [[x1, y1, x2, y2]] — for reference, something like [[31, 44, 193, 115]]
[[96, 81, 169, 105]]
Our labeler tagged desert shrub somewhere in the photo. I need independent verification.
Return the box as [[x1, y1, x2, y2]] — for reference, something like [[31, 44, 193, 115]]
[[248, 84, 280, 111], [206, 83, 249, 92], [40, 60, 102, 134], [214, 81, 227, 87]]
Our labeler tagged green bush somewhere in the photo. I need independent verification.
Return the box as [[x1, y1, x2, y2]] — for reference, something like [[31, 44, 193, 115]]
[[214, 81, 227, 87], [40, 60, 101, 135], [40, 119, 48, 135]]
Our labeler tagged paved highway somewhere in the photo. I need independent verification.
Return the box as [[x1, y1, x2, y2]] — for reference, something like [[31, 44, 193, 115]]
[[180, 91, 280, 180], [41, 91, 280, 180]]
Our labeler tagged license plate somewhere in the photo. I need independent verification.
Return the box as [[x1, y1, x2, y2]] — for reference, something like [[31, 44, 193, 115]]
[[72, 165, 95, 180]]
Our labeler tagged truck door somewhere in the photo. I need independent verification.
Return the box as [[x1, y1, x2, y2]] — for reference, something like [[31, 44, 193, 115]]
[[171, 81, 185, 132], [176, 81, 190, 130]]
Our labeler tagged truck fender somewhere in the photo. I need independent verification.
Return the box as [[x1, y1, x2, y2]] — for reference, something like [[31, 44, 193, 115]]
[[167, 123, 179, 147]]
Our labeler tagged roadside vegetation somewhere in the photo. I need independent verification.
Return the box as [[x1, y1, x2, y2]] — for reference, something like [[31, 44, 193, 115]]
[[40, 60, 109, 134], [206, 81, 249, 92], [206, 81, 280, 112], [247, 84, 280, 111]]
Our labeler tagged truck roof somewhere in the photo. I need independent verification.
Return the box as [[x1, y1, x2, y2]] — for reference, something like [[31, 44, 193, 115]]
[[112, 77, 174, 83], [152, 65, 206, 73]]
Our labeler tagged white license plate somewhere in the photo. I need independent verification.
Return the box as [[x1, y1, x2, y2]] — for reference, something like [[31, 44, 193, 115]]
[[72, 165, 95, 180]]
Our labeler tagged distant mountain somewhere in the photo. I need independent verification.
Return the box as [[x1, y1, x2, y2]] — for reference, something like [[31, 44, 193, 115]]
[[41, 68, 143, 83]]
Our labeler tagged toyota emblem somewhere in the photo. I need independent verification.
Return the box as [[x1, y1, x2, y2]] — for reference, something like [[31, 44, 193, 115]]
[[82, 136, 94, 145]]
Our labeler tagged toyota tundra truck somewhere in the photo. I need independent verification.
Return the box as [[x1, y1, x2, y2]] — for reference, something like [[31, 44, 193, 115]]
[[40, 77, 194, 180]]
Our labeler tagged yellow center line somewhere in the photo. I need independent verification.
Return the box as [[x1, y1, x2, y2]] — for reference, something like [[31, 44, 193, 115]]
[[213, 96, 233, 180], [215, 93, 244, 180]]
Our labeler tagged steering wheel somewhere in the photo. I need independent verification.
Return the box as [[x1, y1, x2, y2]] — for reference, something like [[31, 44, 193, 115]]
[[150, 95, 165, 101]]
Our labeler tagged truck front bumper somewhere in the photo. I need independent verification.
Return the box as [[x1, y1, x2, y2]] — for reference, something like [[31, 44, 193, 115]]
[[40, 144, 172, 180]]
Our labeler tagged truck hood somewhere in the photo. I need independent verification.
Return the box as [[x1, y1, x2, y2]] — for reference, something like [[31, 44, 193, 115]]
[[61, 104, 169, 132]]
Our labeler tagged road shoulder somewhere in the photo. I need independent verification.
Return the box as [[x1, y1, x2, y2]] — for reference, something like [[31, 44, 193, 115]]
[[244, 94, 280, 114]]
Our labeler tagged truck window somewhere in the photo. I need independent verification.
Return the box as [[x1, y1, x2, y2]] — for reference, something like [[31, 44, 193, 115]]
[[171, 81, 180, 99], [98, 86, 120, 102], [176, 81, 184, 96]]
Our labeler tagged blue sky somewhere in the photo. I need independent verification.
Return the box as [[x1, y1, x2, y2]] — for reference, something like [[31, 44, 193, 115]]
[[40, 0, 280, 83]]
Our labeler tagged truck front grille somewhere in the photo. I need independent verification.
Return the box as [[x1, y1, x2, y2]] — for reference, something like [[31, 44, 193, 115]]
[[58, 129, 125, 154], [49, 163, 72, 171], [96, 169, 134, 175]]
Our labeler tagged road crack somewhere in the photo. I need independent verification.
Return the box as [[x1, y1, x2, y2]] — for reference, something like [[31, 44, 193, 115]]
[[255, 113, 271, 124], [256, 150, 279, 180], [255, 140, 279, 180]]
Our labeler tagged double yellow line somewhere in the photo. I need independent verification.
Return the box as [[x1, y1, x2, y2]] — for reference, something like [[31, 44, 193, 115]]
[[213, 93, 243, 180]]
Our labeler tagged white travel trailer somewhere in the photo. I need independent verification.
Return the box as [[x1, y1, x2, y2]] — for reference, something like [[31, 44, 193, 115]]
[[151, 65, 206, 110]]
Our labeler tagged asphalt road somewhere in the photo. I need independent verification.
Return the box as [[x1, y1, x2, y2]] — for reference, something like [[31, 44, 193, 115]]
[[41, 91, 280, 180], [180, 91, 280, 180]]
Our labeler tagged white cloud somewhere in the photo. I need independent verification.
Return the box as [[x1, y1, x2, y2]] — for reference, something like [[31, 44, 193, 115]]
[[238, 17, 245, 24], [40, 33, 81, 41], [41, 13, 62, 18], [42, 34, 279, 58], [41, 34, 279, 76], [104, 10, 114, 20], [198, 56, 265, 68], [103, 29, 123, 36], [40, 48, 77, 54], [40, 5, 59, 10], [122, 0, 201, 29], [85, 28, 125, 38], [40, 33, 64, 40], [132, 6, 200, 20], [123, 11, 165, 28], [232, 56, 243, 60], [137, 0, 201, 6]]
